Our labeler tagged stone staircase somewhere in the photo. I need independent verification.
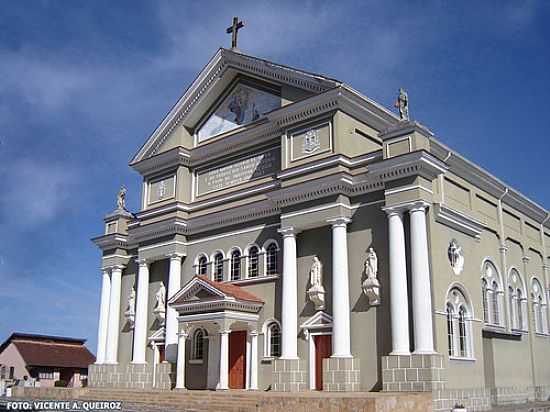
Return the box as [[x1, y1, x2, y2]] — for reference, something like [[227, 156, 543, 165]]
[[85, 388, 260, 412]]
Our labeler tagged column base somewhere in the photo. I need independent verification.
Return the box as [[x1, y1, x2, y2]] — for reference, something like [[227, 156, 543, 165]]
[[382, 353, 445, 392], [323, 357, 361, 391], [272, 358, 307, 392]]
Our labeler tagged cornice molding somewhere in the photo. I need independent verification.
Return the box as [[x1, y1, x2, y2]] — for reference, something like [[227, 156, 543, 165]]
[[433, 203, 484, 239], [91, 233, 129, 251], [368, 150, 448, 182]]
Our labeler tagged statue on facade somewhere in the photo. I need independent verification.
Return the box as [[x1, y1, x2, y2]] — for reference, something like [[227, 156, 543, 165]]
[[124, 286, 136, 328], [362, 247, 381, 305], [448, 239, 464, 275], [307, 256, 326, 310], [117, 185, 127, 211], [394, 88, 409, 121], [153, 282, 166, 326]]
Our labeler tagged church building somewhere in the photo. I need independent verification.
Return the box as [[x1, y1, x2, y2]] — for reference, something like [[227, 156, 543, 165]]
[[89, 27, 550, 411]]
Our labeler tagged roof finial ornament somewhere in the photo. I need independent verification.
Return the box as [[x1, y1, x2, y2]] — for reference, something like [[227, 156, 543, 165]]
[[394, 88, 409, 121], [226, 16, 244, 50]]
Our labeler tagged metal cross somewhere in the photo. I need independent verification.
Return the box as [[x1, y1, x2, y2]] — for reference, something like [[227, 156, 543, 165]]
[[226, 17, 244, 50]]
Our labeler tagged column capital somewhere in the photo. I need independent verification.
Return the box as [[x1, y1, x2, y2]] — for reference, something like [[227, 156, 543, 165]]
[[103, 264, 126, 272], [408, 201, 430, 214], [167, 253, 185, 262], [522, 256, 531, 263], [327, 216, 351, 227], [382, 206, 404, 217], [278, 226, 299, 237], [219, 329, 232, 336], [136, 258, 150, 267], [542, 264, 550, 271], [249, 330, 259, 337]]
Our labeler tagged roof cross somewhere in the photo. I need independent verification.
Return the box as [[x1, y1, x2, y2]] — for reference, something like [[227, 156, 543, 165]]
[[226, 16, 244, 50]]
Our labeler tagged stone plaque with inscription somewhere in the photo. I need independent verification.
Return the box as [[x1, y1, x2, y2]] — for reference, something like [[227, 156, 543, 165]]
[[196, 148, 280, 196]]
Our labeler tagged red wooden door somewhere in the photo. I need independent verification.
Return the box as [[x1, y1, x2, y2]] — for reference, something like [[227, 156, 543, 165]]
[[229, 331, 247, 389], [158, 346, 165, 363], [314, 335, 332, 391]]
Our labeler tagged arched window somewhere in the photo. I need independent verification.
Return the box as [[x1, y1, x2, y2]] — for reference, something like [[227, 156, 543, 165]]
[[481, 279, 489, 323], [231, 249, 241, 281], [532, 278, 547, 334], [446, 303, 454, 356], [269, 323, 281, 357], [446, 286, 473, 359], [247, 246, 259, 278], [197, 255, 208, 276], [458, 306, 467, 357], [491, 280, 500, 325], [265, 242, 278, 275], [191, 329, 206, 360], [517, 289, 524, 330], [508, 286, 515, 328], [482, 260, 503, 327], [213, 252, 224, 282]]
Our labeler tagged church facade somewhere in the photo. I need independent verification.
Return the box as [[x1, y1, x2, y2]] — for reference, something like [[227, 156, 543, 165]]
[[89, 47, 550, 411]]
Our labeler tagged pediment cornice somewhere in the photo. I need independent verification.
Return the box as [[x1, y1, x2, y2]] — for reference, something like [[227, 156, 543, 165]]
[[91, 233, 129, 250]]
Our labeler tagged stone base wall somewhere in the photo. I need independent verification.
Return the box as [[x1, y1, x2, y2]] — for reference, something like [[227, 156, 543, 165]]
[[382, 354, 445, 392], [490, 385, 536, 405], [433, 387, 492, 412], [323, 357, 361, 391], [88, 363, 174, 389], [272, 359, 307, 392]]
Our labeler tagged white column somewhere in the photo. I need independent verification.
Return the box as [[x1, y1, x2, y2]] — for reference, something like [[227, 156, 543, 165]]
[[219, 329, 230, 390], [386, 209, 411, 355], [105, 265, 123, 363], [278, 227, 298, 359], [165, 254, 183, 363], [249, 330, 258, 390], [328, 217, 352, 358], [96, 269, 111, 364], [132, 259, 150, 364], [175, 330, 188, 389], [409, 203, 436, 354]]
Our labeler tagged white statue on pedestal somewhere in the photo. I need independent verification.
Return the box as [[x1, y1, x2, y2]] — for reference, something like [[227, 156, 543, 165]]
[[124, 286, 136, 328], [153, 282, 166, 326], [362, 247, 381, 305], [307, 256, 326, 310]]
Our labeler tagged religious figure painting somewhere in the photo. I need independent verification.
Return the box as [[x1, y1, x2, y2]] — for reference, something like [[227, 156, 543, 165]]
[[197, 83, 280, 141]]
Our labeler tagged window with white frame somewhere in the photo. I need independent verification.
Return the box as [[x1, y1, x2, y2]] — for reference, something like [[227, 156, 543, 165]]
[[508, 268, 527, 331], [213, 252, 224, 282], [481, 260, 503, 327], [191, 328, 206, 360], [263, 320, 281, 358], [446, 287, 474, 359], [230, 249, 242, 281], [265, 242, 278, 275], [532, 278, 548, 334], [247, 246, 259, 278], [38, 371, 54, 380], [196, 255, 208, 276]]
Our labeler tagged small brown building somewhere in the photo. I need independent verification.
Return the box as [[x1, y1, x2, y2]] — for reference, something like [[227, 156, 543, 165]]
[[0, 333, 95, 387]]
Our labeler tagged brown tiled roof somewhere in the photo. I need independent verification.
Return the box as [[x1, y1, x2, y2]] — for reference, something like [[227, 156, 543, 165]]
[[196, 276, 264, 303], [11, 339, 95, 369]]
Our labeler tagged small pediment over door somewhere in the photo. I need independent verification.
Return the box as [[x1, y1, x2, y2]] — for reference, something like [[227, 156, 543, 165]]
[[196, 80, 281, 143], [300, 311, 333, 332], [168, 276, 228, 306]]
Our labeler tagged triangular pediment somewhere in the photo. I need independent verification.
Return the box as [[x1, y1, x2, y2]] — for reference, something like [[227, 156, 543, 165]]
[[168, 276, 229, 306], [300, 311, 333, 330], [131, 48, 341, 164]]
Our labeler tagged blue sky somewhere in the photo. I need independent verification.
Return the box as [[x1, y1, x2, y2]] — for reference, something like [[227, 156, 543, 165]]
[[0, 0, 548, 354]]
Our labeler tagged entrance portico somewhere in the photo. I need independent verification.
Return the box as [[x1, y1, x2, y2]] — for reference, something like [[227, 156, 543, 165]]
[[168, 276, 263, 391]]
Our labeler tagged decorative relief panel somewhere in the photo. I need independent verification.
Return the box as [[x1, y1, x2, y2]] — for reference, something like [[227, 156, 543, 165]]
[[196, 147, 280, 196], [288, 122, 332, 162], [148, 175, 176, 205]]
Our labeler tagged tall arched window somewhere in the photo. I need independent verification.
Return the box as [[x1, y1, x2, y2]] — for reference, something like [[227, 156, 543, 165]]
[[197, 255, 208, 276], [481, 279, 489, 323], [446, 287, 473, 359], [482, 260, 503, 327], [213, 252, 224, 282], [262, 320, 281, 358], [508, 286, 516, 328], [532, 278, 547, 334], [517, 289, 524, 330], [191, 329, 206, 360], [265, 242, 278, 275], [491, 280, 500, 325], [458, 306, 467, 357], [247, 246, 259, 278], [231, 249, 241, 281], [446, 303, 454, 356]]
